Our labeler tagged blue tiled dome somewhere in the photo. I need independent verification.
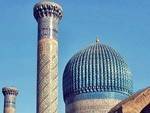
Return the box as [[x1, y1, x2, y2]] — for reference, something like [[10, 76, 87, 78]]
[[63, 42, 133, 104]]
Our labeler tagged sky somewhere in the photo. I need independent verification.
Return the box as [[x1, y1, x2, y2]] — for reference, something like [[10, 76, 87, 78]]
[[0, 0, 150, 113]]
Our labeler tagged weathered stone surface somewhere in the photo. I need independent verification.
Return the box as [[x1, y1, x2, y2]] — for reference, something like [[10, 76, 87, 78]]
[[108, 87, 150, 113]]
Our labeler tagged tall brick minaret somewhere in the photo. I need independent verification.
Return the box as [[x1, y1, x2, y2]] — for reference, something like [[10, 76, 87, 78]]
[[2, 87, 18, 113], [33, 0, 63, 113]]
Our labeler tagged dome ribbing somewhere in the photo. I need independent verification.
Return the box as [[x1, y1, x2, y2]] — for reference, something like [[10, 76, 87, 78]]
[[63, 42, 133, 104]]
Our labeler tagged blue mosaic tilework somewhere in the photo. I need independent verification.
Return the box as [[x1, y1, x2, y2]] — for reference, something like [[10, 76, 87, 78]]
[[63, 43, 133, 104]]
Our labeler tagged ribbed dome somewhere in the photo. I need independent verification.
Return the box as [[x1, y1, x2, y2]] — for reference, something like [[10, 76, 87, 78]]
[[63, 41, 133, 104]]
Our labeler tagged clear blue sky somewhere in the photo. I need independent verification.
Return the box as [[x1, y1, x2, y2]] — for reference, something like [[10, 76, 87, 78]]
[[0, 0, 150, 113]]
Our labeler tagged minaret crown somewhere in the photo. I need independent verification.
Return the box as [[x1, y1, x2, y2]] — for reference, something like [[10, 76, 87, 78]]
[[2, 87, 18, 96], [34, 1, 63, 21]]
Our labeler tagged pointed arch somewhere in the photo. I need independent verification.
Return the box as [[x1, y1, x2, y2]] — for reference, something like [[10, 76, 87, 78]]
[[108, 87, 150, 113]]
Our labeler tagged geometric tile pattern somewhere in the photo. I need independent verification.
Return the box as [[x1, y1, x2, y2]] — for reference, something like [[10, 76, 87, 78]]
[[37, 38, 58, 113]]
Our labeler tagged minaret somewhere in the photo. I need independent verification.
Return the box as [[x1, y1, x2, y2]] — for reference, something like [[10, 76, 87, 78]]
[[33, 0, 63, 113], [2, 87, 18, 113]]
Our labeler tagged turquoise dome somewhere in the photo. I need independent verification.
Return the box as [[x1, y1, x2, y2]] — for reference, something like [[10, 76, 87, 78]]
[[63, 41, 133, 104]]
